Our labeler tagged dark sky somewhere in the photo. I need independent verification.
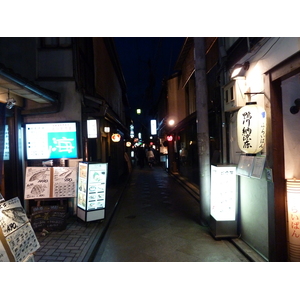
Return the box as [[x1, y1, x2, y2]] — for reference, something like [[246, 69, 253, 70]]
[[114, 37, 185, 118]]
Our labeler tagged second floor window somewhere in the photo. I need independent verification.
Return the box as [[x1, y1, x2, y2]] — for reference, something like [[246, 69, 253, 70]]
[[41, 37, 72, 48]]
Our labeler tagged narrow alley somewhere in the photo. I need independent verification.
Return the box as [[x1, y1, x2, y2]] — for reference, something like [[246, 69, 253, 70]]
[[92, 164, 249, 262]]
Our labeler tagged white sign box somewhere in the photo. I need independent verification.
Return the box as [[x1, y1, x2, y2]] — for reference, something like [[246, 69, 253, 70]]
[[210, 165, 237, 221]]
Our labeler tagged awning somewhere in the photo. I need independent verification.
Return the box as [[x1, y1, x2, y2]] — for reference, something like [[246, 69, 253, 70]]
[[0, 63, 59, 104]]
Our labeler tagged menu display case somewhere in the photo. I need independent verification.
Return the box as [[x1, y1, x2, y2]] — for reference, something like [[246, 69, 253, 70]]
[[77, 162, 108, 222]]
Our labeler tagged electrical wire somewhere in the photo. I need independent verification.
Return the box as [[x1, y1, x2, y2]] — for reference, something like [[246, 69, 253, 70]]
[[246, 37, 281, 63]]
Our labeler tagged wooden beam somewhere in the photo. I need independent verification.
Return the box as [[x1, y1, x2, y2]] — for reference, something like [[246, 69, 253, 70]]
[[268, 75, 288, 262]]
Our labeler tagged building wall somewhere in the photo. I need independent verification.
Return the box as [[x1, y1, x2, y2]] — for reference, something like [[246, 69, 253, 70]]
[[93, 38, 125, 124], [228, 37, 300, 260], [167, 76, 186, 124], [282, 74, 300, 180]]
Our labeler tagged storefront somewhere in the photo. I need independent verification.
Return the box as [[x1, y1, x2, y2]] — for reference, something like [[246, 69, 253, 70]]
[[226, 38, 300, 261], [0, 66, 60, 206]]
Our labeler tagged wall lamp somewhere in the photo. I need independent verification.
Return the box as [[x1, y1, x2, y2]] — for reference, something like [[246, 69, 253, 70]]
[[290, 98, 300, 114], [231, 61, 250, 80]]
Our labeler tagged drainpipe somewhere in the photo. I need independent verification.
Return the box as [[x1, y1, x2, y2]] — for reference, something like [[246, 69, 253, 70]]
[[194, 37, 211, 226]]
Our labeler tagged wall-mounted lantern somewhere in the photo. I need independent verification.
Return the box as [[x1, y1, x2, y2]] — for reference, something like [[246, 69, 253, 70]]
[[104, 127, 110, 133], [237, 102, 266, 154], [111, 133, 121, 142], [286, 178, 300, 261]]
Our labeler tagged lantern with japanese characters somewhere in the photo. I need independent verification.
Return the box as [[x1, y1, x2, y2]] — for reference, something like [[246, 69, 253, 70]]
[[237, 102, 266, 154], [286, 179, 300, 262]]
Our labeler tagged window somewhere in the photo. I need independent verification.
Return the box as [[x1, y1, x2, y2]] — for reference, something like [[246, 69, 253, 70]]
[[41, 37, 72, 48]]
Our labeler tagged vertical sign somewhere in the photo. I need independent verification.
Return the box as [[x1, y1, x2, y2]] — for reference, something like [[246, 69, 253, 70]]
[[287, 179, 300, 262], [87, 119, 97, 138], [150, 119, 157, 135]]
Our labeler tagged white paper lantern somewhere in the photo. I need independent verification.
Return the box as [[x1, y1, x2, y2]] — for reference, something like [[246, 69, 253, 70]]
[[237, 102, 266, 154]]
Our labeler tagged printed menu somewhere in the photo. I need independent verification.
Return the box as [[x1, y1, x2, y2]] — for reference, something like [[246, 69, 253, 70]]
[[0, 197, 40, 262], [24, 167, 77, 199], [24, 167, 51, 199]]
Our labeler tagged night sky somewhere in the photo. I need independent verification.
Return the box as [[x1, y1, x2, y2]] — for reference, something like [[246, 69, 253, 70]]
[[114, 37, 185, 119]]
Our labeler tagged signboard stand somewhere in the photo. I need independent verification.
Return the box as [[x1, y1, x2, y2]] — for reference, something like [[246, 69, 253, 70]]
[[24, 166, 78, 231], [77, 162, 108, 222], [210, 165, 238, 239]]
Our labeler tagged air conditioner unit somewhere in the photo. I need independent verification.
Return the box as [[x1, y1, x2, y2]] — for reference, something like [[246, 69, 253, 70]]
[[223, 80, 247, 112]]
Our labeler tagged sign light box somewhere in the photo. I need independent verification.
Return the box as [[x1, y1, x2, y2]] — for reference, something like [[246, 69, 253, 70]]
[[87, 119, 97, 138], [25, 122, 79, 160], [210, 165, 237, 221], [150, 119, 157, 135]]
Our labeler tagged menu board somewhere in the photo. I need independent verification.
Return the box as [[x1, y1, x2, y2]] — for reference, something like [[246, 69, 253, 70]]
[[236, 155, 254, 177], [24, 167, 51, 199], [87, 163, 107, 210], [77, 163, 107, 211], [24, 167, 77, 199], [0, 197, 40, 262], [250, 156, 266, 179], [25, 122, 78, 160], [31, 205, 67, 232], [53, 167, 77, 197]]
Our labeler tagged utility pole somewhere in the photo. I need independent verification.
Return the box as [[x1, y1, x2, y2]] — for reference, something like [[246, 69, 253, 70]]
[[194, 37, 211, 226]]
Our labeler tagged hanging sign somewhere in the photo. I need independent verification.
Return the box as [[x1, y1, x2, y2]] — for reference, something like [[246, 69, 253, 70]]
[[237, 102, 266, 154]]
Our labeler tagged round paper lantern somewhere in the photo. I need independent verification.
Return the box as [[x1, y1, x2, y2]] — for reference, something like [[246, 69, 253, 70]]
[[237, 102, 266, 154], [111, 133, 121, 142]]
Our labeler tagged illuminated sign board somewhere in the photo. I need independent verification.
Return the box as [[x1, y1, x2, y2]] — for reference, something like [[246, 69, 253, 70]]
[[150, 119, 157, 135], [210, 165, 237, 221], [25, 122, 79, 160], [87, 119, 97, 138]]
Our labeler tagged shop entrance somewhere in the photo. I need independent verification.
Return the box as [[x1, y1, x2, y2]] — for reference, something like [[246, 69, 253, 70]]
[[0, 107, 24, 204]]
